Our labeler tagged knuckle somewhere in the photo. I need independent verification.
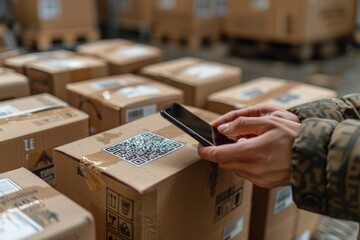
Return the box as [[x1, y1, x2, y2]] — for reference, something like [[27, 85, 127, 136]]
[[209, 148, 222, 163]]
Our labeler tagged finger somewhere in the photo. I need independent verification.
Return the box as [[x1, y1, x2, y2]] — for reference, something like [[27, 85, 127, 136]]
[[212, 104, 283, 127], [270, 110, 300, 123], [217, 116, 275, 136]]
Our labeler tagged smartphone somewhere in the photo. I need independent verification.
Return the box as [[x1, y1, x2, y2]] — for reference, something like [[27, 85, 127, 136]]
[[160, 103, 234, 146]]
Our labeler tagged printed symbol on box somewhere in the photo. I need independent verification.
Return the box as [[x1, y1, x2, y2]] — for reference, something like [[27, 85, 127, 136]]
[[232, 189, 242, 210], [35, 151, 53, 169], [107, 189, 119, 212], [119, 196, 133, 220], [107, 210, 119, 232], [107, 230, 122, 240], [119, 218, 133, 240]]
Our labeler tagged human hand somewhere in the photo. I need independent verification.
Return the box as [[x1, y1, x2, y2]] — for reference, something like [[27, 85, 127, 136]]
[[212, 104, 300, 128], [198, 115, 300, 188]]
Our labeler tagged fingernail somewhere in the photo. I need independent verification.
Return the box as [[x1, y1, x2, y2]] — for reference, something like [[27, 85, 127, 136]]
[[218, 124, 228, 133]]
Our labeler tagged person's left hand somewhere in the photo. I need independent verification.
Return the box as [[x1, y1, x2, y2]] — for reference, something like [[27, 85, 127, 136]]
[[197, 115, 300, 188]]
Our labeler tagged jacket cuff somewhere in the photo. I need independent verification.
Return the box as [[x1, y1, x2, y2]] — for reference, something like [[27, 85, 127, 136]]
[[291, 118, 337, 215], [288, 98, 352, 122]]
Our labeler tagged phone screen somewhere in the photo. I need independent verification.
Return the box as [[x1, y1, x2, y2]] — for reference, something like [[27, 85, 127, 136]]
[[161, 103, 233, 146]]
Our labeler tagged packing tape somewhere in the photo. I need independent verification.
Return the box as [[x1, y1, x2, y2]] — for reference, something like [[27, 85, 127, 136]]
[[0, 186, 59, 214]]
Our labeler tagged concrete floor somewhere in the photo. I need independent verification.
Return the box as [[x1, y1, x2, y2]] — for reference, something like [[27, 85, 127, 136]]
[[156, 42, 360, 97]]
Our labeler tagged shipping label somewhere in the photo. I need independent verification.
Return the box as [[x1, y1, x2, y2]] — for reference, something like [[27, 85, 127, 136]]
[[215, 0, 227, 16], [43, 59, 85, 69], [38, 0, 61, 20], [183, 64, 223, 79], [115, 45, 151, 58], [270, 92, 303, 106], [103, 132, 184, 167], [90, 79, 128, 90], [296, 230, 311, 240], [116, 84, 161, 98], [157, 0, 176, 10], [196, 0, 215, 18], [0, 105, 21, 119], [223, 215, 244, 240], [236, 87, 268, 100], [126, 104, 157, 123], [273, 186, 293, 215], [250, 0, 269, 11], [0, 178, 21, 196]]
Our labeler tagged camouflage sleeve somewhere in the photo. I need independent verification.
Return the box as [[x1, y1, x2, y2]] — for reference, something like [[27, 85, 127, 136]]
[[288, 93, 360, 121], [291, 117, 360, 222]]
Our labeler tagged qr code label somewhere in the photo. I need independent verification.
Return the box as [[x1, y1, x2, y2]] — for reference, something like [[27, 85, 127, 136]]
[[103, 132, 184, 167]]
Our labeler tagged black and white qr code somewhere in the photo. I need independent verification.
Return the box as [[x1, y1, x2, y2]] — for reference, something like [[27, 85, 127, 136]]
[[102, 132, 184, 167]]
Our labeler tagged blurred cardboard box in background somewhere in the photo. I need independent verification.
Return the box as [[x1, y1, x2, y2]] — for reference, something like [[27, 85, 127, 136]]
[[0, 167, 95, 240], [0, 94, 89, 186], [0, 67, 30, 101], [67, 74, 183, 134]]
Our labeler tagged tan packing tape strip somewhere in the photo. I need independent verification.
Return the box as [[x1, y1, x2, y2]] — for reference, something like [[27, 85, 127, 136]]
[[0, 186, 60, 214], [80, 126, 186, 192]]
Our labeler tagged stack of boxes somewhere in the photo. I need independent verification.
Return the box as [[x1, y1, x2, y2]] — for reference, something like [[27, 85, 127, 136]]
[[0, 67, 30, 101]]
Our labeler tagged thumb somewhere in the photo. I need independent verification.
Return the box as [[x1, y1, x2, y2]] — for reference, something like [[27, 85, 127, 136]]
[[217, 116, 276, 136]]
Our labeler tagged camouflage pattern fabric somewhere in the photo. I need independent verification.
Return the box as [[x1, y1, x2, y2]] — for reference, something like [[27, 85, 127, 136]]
[[289, 93, 360, 222]]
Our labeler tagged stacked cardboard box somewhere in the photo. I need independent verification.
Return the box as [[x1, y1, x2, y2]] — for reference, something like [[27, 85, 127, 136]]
[[140, 57, 241, 108], [54, 108, 253, 240], [0, 67, 30, 101], [294, 210, 322, 240], [77, 39, 162, 75], [0, 48, 20, 67], [0, 168, 96, 240], [226, 0, 356, 44], [207, 77, 337, 114], [4, 50, 74, 75], [153, 0, 220, 48], [97, 0, 156, 31], [67, 74, 183, 134], [26, 55, 108, 101], [11, 0, 99, 50], [0, 94, 89, 186]]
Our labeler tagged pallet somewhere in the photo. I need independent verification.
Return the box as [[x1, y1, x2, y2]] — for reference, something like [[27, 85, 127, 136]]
[[20, 27, 99, 51], [228, 35, 352, 62], [152, 26, 219, 50]]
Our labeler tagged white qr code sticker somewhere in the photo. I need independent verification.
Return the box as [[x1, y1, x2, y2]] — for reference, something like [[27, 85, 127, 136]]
[[103, 132, 184, 167], [223, 215, 244, 240]]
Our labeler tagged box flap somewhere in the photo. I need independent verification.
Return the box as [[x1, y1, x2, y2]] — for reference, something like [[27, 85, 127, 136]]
[[0, 68, 28, 87], [55, 107, 219, 193]]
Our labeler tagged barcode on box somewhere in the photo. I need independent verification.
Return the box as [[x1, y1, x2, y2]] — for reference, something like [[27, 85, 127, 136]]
[[273, 186, 293, 215], [126, 104, 157, 123], [223, 215, 244, 240], [0, 105, 21, 119], [103, 132, 183, 167], [0, 178, 22, 196]]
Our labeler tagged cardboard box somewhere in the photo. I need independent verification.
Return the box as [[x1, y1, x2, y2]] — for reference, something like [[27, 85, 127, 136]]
[[0, 48, 20, 67], [4, 50, 74, 75], [226, 0, 356, 44], [0, 168, 96, 239], [140, 57, 241, 108], [97, 0, 156, 29], [250, 186, 297, 240], [26, 55, 108, 101], [54, 108, 253, 240], [77, 40, 162, 75], [294, 210, 322, 240], [0, 67, 30, 101], [0, 93, 89, 186], [67, 74, 183, 134], [11, 0, 97, 30], [207, 77, 337, 114]]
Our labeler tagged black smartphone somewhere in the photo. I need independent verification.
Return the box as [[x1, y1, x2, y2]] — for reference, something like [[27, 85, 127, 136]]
[[160, 103, 234, 146]]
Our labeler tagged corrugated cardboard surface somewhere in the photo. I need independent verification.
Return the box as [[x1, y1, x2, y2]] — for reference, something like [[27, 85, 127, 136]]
[[4, 50, 74, 75], [0, 168, 95, 240], [67, 74, 184, 134], [26, 55, 108, 100], [207, 77, 337, 114], [0, 94, 89, 186], [11, 0, 97, 30], [54, 109, 253, 240], [78, 40, 162, 75], [226, 0, 356, 44], [140, 57, 241, 107], [0, 67, 30, 101], [294, 210, 322, 239]]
